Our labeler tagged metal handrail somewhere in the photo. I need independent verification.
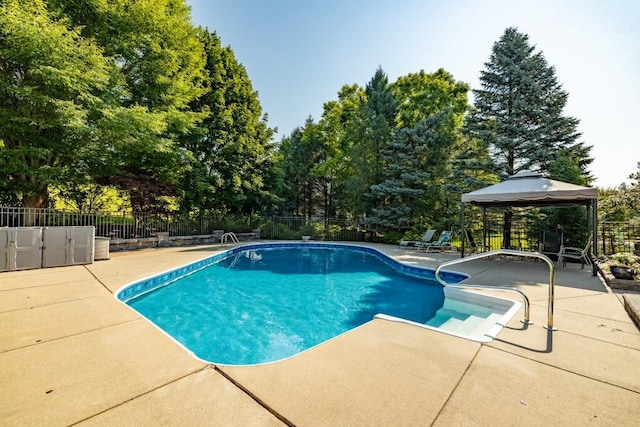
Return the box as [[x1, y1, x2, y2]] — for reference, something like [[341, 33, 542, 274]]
[[221, 232, 239, 245], [434, 249, 557, 330]]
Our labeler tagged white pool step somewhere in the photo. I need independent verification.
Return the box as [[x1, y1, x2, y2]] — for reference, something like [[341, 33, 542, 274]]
[[438, 312, 505, 337]]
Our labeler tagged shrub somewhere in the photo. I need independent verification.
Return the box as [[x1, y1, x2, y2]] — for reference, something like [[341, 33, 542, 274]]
[[607, 252, 640, 269]]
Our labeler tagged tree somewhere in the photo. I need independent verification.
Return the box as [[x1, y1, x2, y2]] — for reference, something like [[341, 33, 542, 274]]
[[367, 111, 456, 231], [0, 0, 112, 208], [276, 118, 327, 217], [599, 162, 640, 222], [354, 68, 397, 216], [48, 0, 208, 212], [467, 27, 593, 247], [392, 68, 468, 130], [322, 84, 367, 218], [179, 30, 276, 215]]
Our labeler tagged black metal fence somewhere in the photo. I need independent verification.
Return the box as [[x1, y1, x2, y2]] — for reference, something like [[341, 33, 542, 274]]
[[466, 217, 640, 257], [599, 221, 640, 256], [2, 206, 638, 255], [0, 207, 258, 239], [0, 207, 364, 242], [261, 216, 366, 241]]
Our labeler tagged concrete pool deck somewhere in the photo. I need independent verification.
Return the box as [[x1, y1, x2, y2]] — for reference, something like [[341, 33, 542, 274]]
[[1, 242, 639, 426]]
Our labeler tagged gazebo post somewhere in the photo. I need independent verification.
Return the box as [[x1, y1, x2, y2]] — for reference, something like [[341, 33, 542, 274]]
[[483, 207, 487, 251], [460, 202, 466, 257], [592, 199, 598, 276]]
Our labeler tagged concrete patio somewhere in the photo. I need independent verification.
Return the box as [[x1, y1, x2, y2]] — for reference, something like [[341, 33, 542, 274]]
[[1, 242, 639, 426]]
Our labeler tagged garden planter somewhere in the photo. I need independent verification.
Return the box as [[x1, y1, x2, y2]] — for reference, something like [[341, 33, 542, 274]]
[[610, 265, 638, 280]]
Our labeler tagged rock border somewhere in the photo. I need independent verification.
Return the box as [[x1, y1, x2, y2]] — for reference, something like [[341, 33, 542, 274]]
[[597, 264, 640, 291]]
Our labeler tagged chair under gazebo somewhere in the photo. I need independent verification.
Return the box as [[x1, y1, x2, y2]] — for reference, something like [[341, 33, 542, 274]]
[[460, 170, 598, 276]]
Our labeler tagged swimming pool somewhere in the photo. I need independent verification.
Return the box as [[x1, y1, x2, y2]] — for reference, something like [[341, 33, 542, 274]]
[[116, 243, 521, 365]]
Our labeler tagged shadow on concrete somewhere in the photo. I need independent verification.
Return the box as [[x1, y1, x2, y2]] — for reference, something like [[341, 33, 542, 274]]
[[494, 328, 554, 354]]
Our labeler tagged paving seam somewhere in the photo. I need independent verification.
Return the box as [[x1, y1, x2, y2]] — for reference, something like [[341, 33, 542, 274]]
[[550, 308, 635, 325], [214, 366, 297, 427], [83, 264, 114, 293], [0, 280, 94, 292], [0, 318, 140, 355], [429, 344, 483, 427], [0, 295, 101, 314], [487, 337, 640, 395], [66, 365, 212, 426]]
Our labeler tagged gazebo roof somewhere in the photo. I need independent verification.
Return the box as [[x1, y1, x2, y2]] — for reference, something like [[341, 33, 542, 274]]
[[461, 170, 598, 207]]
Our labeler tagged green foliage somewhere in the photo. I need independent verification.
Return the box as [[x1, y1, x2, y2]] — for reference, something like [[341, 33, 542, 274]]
[[607, 252, 640, 269], [465, 27, 593, 248], [367, 114, 449, 231], [467, 27, 591, 180], [260, 221, 296, 240], [178, 30, 276, 215], [380, 230, 403, 245], [0, 0, 112, 207], [359, 67, 397, 209], [599, 163, 640, 222], [320, 84, 367, 216], [392, 68, 468, 130], [0, 0, 213, 211]]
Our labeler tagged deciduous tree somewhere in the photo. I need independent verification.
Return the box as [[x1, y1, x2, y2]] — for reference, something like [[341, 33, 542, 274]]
[[0, 0, 112, 208]]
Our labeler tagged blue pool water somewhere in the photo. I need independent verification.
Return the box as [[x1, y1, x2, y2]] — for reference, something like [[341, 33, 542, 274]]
[[120, 244, 473, 365]]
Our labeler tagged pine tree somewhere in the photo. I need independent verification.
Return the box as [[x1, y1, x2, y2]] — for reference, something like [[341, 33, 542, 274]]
[[468, 27, 590, 179], [358, 67, 397, 214], [467, 27, 593, 247], [367, 112, 452, 232]]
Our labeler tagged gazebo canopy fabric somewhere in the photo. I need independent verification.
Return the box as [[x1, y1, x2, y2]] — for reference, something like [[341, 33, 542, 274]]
[[461, 170, 597, 207]]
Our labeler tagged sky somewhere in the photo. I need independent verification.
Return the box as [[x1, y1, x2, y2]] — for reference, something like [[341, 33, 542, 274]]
[[187, 0, 639, 189]]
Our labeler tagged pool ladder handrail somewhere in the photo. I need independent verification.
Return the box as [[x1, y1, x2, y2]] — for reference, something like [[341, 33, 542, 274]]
[[434, 249, 557, 330], [221, 232, 239, 245]]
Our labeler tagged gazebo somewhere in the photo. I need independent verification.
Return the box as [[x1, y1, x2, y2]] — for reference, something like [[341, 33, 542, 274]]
[[460, 170, 598, 275]]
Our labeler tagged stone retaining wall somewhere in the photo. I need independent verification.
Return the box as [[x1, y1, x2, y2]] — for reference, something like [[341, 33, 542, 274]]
[[108, 230, 258, 252], [597, 264, 640, 291]]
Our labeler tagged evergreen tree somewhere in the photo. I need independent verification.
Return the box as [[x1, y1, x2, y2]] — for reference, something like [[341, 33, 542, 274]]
[[276, 118, 325, 217], [356, 68, 397, 215], [390, 68, 470, 231], [467, 27, 593, 247], [367, 112, 454, 231]]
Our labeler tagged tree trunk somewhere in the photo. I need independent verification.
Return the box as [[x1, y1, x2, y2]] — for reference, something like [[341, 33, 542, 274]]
[[21, 182, 49, 226]]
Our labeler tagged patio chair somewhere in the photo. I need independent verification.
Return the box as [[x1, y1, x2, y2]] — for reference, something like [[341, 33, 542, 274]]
[[465, 229, 490, 253], [539, 231, 564, 257], [557, 234, 593, 269], [399, 229, 437, 250], [420, 230, 454, 253]]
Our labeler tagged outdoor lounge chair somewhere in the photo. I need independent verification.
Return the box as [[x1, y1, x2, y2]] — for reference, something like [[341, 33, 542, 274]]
[[399, 229, 437, 249], [465, 229, 490, 253], [420, 230, 454, 253], [539, 231, 564, 257], [557, 234, 593, 269]]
